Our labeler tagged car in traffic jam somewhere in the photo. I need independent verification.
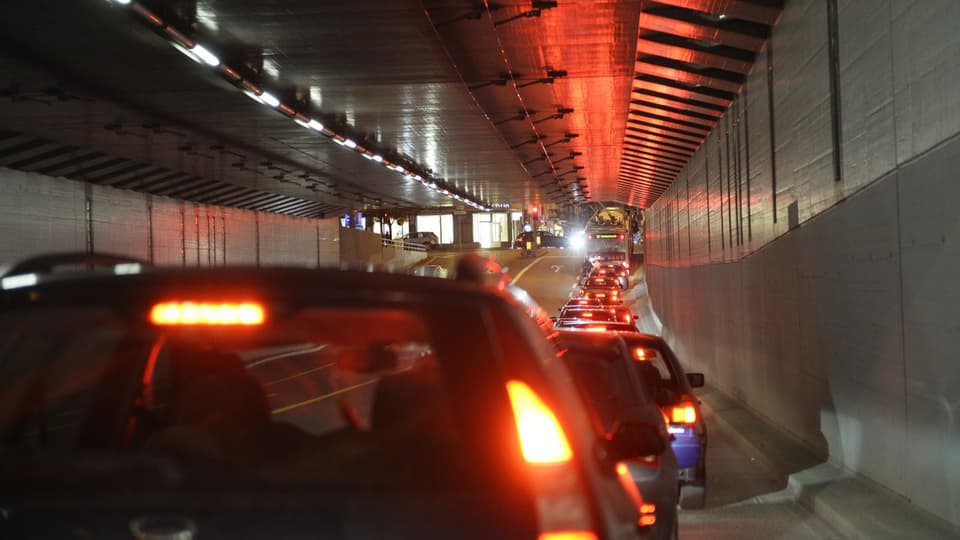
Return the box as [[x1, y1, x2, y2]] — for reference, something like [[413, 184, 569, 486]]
[[0, 252, 680, 540]]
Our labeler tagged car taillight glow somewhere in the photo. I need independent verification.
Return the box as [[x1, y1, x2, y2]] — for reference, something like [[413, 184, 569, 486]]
[[149, 302, 265, 326], [670, 403, 697, 424], [617, 233, 624, 240], [632, 347, 646, 361], [616, 463, 657, 526], [538, 532, 598, 540], [506, 380, 573, 464], [585, 326, 607, 332]]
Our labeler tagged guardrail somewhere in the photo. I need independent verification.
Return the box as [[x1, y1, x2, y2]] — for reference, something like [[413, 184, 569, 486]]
[[382, 238, 427, 253]]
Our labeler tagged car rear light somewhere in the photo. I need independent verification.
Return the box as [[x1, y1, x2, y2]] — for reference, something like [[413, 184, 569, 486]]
[[585, 326, 607, 332], [508, 381, 596, 539], [149, 302, 265, 325], [669, 403, 697, 425], [617, 233, 624, 240], [587, 234, 593, 240], [616, 463, 657, 527], [539, 532, 598, 540], [582, 312, 594, 318], [506, 380, 573, 464], [623, 314, 632, 323], [631, 347, 647, 361]]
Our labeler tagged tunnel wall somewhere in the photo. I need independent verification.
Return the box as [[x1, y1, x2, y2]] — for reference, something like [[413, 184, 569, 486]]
[[0, 166, 353, 268], [644, 0, 960, 526]]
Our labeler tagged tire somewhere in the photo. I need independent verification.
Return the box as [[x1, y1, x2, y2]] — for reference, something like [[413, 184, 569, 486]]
[[679, 484, 706, 510]]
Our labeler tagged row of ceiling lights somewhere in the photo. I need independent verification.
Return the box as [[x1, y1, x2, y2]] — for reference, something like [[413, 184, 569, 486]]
[[107, 0, 491, 212]]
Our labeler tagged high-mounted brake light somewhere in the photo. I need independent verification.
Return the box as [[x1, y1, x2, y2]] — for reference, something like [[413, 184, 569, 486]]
[[149, 302, 265, 326], [538, 532, 598, 540], [506, 380, 573, 464], [670, 403, 697, 424], [585, 326, 607, 333]]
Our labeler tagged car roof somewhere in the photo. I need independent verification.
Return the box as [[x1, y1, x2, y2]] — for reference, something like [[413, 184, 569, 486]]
[[0, 266, 508, 311]]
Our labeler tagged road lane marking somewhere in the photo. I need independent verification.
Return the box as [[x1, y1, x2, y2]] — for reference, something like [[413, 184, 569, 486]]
[[246, 345, 327, 368], [271, 366, 414, 414], [512, 256, 548, 284], [265, 363, 335, 385]]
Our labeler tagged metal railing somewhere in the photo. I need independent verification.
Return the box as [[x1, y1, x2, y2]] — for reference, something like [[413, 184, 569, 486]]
[[382, 238, 427, 253]]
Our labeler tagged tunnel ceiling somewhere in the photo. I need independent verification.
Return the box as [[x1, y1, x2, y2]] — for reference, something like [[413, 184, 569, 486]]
[[0, 0, 780, 216]]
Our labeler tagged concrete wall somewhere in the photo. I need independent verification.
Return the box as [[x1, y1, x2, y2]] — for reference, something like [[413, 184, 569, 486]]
[[644, 0, 960, 526], [339, 226, 428, 268], [0, 167, 346, 268]]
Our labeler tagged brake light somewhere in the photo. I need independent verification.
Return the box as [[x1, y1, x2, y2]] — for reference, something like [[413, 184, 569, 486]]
[[617, 233, 624, 240], [585, 326, 607, 332], [616, 463, 657, 527], [149, 302, 264, 325], [624, 314, 632, 323], [509, 382, 596, 539], [631, 347, 646, 361], [538, 533, 598, 540], [582, 312, 594, 318], [670, 403, 697, 424], [506, 381, 573, 464], [587, 234, 593, 240]]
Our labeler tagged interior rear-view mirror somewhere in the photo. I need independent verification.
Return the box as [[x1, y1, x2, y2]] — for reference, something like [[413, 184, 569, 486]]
[[599, 419, 667, 463], [686, 372, 705, 388]]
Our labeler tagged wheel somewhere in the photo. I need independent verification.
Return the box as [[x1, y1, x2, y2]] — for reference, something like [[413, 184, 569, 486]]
[[679, 484, 705, 510]]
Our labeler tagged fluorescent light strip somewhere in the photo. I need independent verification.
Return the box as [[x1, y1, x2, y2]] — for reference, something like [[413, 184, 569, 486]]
[[191, 44, 220, 67], [259, 91, 280, 108]]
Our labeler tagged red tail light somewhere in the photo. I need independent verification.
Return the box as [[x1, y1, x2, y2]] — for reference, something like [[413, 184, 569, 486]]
[[506, 381, 573, 464], [669, 402, 697, 425], [587, 234, 593, 240], [508, 381, 596, 539], [616, 463, 657, 527], [617, 233, 624, 240], [150, 301, 264, 325]]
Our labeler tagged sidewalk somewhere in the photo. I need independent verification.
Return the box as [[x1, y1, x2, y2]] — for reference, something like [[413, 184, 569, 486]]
[[698, 389, 958, 540], [627, 277, 960, 540]]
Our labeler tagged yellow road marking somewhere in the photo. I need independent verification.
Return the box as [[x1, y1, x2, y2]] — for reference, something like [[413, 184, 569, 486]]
[[265, 363, 335, 385]]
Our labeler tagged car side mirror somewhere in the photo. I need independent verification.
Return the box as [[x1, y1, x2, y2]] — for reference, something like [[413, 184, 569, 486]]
[[598, 419, 667, 464], [686, 372, 705, 388]]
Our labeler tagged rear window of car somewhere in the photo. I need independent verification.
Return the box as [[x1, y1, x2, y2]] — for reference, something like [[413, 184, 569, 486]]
[[0, 303, 517, 490], [620, 341, 683, 395], [556, 342, 642, 435]]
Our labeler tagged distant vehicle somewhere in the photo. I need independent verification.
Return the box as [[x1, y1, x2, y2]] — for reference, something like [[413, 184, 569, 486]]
[[554, 321, 639, 333], [590, 262, 630, 290], [513, 230, 568, 249], [556, 307, 617, 325], [413, 264, 448, 279], [402, 231, 439, 249], [0, 257, 660, 539], [619, 333, 708, 509], [553, 330, 679, 540], [563, 297, 604, 309], [579, 285, 623, 305], [585, 206, 633, 262]]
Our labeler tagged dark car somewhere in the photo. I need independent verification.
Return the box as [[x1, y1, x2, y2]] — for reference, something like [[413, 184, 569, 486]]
[[0, 256, 657, 539], [590, 264, 630, 290], [514, 231, 568, 249], [580, 285, 623, 305], [619, 333, 707, 509], [402, 231, 439, 249], [553, 331, 679, 540], [555, 321, 639, 333], [556, 307, 617, 326]]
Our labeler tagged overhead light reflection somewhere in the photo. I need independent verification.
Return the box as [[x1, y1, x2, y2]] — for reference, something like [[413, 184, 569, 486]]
[[259, 92, 281, 108]]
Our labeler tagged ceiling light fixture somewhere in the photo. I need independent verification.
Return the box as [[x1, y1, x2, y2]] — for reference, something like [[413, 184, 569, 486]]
[[258, 91, 280, 108], [343, 139, 358, 149], [191, 44, 220, 67]]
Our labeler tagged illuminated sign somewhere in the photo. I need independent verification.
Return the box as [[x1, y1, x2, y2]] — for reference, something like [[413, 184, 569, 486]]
[[595, 233, 619, 239], [490, 203, 511, 209]]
